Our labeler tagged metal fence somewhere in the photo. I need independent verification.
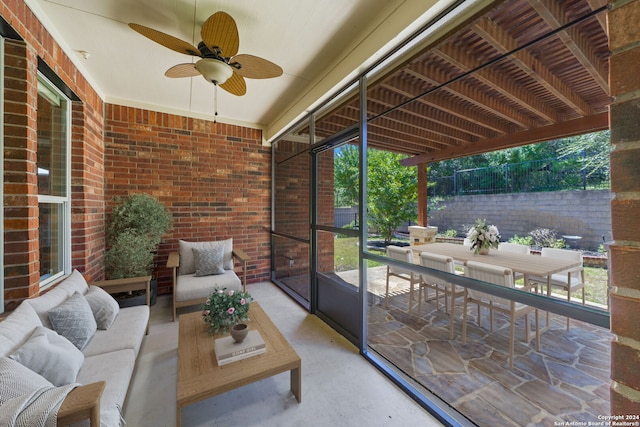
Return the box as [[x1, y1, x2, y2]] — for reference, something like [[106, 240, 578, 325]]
[[431, 156, 609, 197]]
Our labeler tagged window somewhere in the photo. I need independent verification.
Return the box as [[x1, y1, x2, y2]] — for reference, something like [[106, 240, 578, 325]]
[[37, 74, 71, 287]]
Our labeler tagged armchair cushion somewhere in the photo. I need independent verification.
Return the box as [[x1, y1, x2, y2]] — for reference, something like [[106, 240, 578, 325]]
[[179, 238, 233, 275], [174, 271, 241, 303], [193, 246, 226, 276]]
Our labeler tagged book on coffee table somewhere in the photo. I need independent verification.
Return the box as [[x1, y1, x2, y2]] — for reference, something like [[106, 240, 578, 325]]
[[214, 330, 266, 366]]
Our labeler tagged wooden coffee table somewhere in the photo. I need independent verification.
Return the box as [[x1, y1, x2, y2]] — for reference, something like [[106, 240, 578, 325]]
[[176, 302, 301, 426]]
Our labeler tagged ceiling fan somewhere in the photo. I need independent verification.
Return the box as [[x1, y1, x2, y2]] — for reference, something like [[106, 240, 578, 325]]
[[129, 11, 283, 97]]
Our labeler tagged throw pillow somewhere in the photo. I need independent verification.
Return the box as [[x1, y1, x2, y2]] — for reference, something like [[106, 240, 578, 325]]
[[0, 356, 52, 404], [193, 246, 226, 276], [10, 326, 84, 387], [84, 285, 120, 329], [48, 292, 97, 350], [0, 301, 42, 358], [178, 238, 233, 275]]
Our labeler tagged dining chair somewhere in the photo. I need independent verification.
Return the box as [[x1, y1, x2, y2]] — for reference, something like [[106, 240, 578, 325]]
[[498, 242, 530, 282], [418, 252, 464, 339], [385, 245, 421, 315], [528, 247, 585, 330], [462, 260, 540, 368]]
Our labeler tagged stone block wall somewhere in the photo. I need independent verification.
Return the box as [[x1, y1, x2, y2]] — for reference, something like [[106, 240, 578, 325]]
[[429, 190, 611, 250]]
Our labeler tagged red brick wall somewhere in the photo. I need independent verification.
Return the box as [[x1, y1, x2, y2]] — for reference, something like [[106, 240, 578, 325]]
[[103, 105, 272, 295], [2, 2, 105, 310], [608, 0, 640, 415]]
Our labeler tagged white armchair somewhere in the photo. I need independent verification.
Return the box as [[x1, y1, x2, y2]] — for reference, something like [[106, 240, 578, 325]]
[[462, 260, 539, 368], [418, 252, 463, 339], [167, 238, 249, 321], [528, 247, 585, 329], [385, 245, 420, 315]]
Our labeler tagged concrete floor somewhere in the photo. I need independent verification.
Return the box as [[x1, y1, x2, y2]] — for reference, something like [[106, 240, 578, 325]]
[[123, 281, 444, 427]]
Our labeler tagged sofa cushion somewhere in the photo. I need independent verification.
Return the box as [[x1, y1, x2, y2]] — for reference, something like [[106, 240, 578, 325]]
[[0, 356, 53, 404], [76, 349, 136, 427], [0, 302, 42, 358], [82, 305, 149, 358], [85, 285, 120, 330], [193, 246, 226, 276], [48, 292, 97, 350], [26, 269, 89, 328], [175, 270, 242, 303], [179, 238, 233, 275], [10, 326, 83, 387]]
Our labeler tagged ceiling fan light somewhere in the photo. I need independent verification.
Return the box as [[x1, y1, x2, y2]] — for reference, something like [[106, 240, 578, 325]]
[[196, 59, 233, 85]]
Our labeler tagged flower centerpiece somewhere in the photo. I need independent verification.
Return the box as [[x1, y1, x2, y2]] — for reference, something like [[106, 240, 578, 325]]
[[466, 218, 500, 255], [202, 288, 253, 334]]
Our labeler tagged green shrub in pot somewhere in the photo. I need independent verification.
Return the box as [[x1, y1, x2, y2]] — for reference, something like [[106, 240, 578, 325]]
[[105, 193, 172, 304]]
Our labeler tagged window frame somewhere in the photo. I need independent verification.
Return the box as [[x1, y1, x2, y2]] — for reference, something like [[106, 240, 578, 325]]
[[36, 72, 72, 289]]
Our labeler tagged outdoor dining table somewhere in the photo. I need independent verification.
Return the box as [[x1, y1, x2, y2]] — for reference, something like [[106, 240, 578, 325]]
[[410, 242, 583, 327]]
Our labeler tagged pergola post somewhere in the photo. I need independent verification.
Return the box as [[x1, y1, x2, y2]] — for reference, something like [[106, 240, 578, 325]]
[[417, 163, 428, 226]]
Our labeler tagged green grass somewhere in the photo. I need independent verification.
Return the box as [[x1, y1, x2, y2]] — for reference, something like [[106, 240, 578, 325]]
[[334, 236, 609, 307]]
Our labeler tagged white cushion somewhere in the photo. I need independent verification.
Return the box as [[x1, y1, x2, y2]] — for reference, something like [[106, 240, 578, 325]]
[[57, 269, 90, 296], [0, 302, 43, 357], [0, 356, 52, 404], [82, 305, 149, 358], [175, 270, 241, 302], [77, 349, 136, 427], [26, 269, 89, 328], [85, 285, 120, 330], [10, 326, 84, 386], [179, 238, 233, 275], [48, 292, 97, 350]]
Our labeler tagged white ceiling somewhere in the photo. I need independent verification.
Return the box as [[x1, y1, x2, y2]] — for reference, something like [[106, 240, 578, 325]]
[[25, 0, 457, 140]]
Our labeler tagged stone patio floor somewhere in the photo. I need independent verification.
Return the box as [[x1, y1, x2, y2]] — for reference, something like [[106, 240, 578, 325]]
[[279, 267, 612, 426], [367, 272, 612, 427]]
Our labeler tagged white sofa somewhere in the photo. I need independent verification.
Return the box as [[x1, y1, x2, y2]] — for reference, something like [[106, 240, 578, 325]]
[[0, 270, 150, 426], [167, 238, 248, 321]]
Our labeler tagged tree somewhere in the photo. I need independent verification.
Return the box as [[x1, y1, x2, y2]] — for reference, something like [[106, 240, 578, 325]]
[[557, 130, 610, 179], [334, 143, 360, 207], [334, 145, 418, 244], [367, 149, 417, 244]]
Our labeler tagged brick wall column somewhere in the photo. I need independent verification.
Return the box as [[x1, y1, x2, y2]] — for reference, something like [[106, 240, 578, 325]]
[[3, 39, 39, 309], [608, 0, 640, 415]]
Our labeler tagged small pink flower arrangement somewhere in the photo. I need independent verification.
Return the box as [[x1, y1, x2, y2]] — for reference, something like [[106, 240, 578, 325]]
[[202, 287, 253, 334]]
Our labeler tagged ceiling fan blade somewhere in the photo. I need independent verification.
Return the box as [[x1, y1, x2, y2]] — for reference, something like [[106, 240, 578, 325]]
[[232, 54, 283, 79], [201, 12, 239, 57], [165, 63, 200, 78], [220, 72, 246, 96], [129, 23, 200, 56]]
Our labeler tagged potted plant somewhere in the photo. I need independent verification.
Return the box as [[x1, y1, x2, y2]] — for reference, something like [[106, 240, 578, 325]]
[[466, 218, 500, 255], [105, 193, 172, 306]]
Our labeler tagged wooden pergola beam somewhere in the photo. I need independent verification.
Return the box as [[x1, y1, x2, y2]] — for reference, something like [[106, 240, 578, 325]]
[[399, 112, 608, 166], [528, 0, 609, 93], [473, 18, 593, 116]]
